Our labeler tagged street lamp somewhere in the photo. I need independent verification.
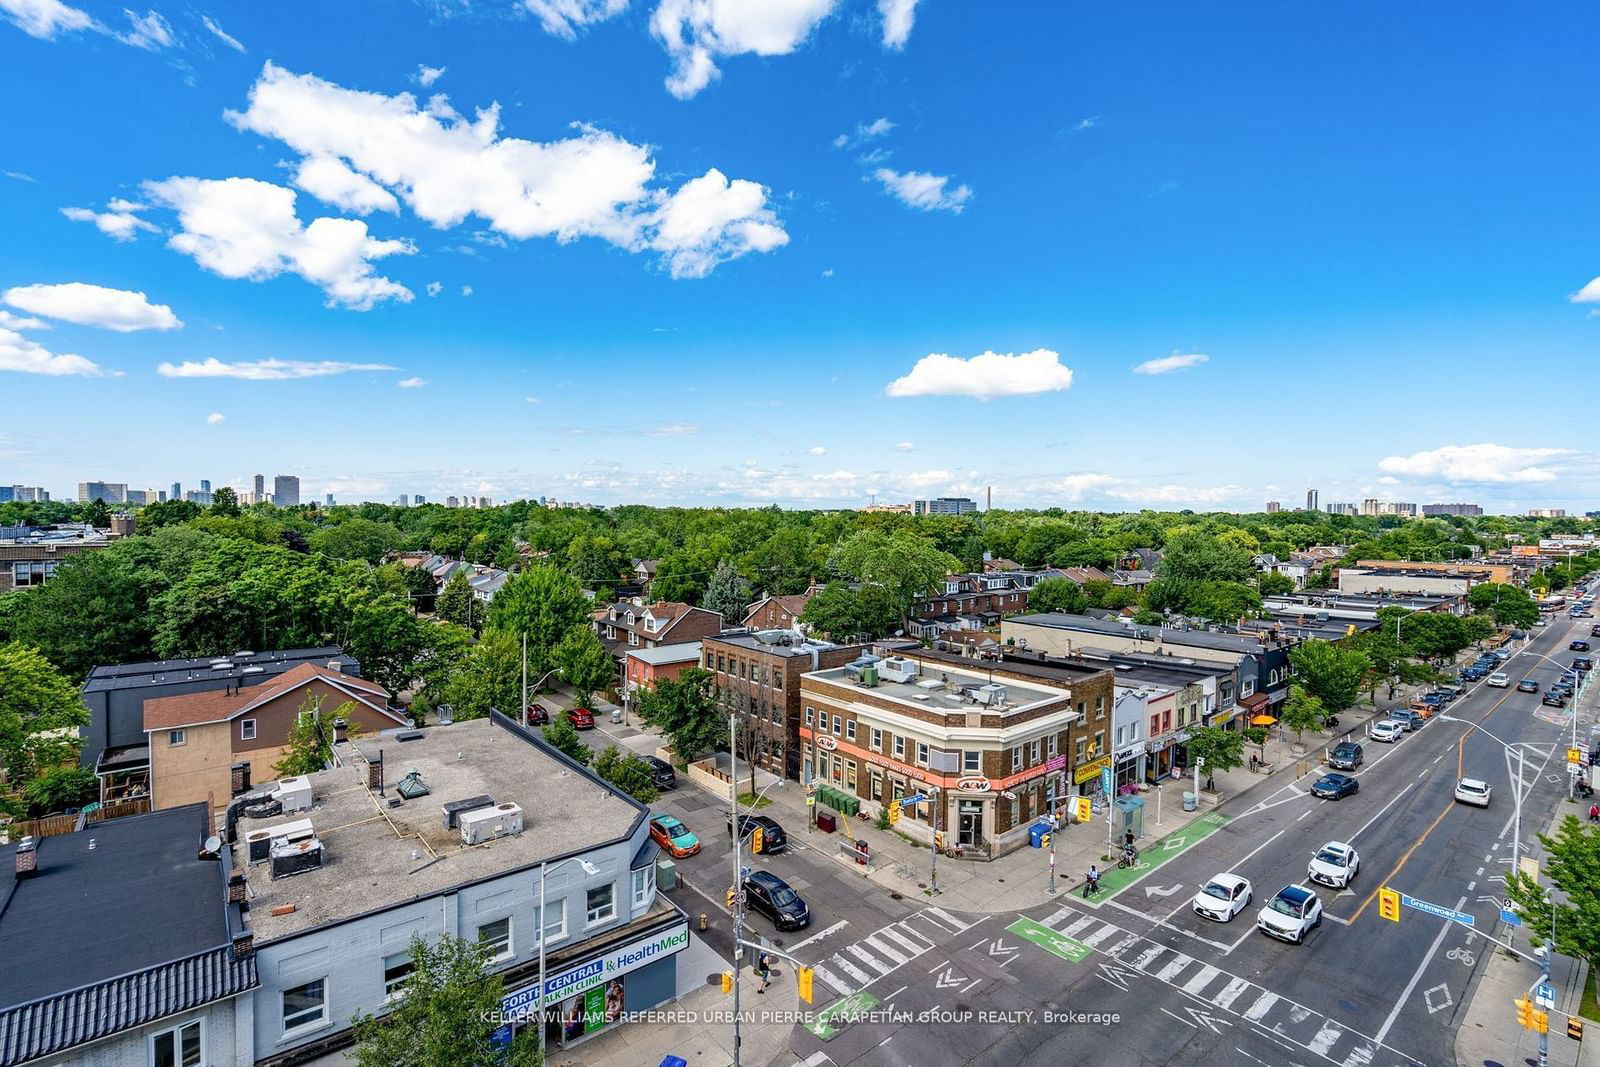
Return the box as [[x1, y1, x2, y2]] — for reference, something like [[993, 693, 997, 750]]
[[1438, 715, 1530, 875], [536, 855, 599, 1063], [729, 720, 785, 1067]]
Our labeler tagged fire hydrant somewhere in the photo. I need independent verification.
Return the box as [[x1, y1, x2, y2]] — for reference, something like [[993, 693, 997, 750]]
[[699, 912, 709, 931]]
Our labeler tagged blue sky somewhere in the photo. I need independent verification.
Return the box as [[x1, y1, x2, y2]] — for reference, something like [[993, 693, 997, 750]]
[[2, 1, 1598, 511]]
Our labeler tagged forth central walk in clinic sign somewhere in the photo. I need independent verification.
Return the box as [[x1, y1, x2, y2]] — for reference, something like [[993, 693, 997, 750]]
[[1401, 894, 1475, 928]]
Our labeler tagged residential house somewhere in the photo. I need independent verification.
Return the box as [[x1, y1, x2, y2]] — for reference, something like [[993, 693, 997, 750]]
[[1056, 566, 1111, 586], [702, 631, 860, 780], [0, 805, 259, 1067], [142, 663, 409, 811], [1115, 548, 1162, 573], [630, 559, 658, 597], [908, 571, 1040, 639], [743, 585, 820, 631], [596, 600, 724, 661], [982, 557, 1023, 573], [623, 641, 703, 700]]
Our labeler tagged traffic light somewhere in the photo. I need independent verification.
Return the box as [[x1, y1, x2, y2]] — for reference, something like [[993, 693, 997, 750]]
[[797, 967, 815, 1004], [721, 972, 733, 995], [725, 887, 737, 909], [752, 826, 765, 854], [1517, 997, 1535, 1029], [888, 800, 901, 825], [1039, 832, 1051, 849], [1534, 1009, 1550, 1034], [1568, 1017, 1584, 1041], [934, 831, 944, 850], [1074, 796, 1092, 823], [1377, 887, 1401, 923]]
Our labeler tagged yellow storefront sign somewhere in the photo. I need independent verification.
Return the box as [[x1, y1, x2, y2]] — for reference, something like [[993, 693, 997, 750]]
[[1073, 754, 1111, 785]]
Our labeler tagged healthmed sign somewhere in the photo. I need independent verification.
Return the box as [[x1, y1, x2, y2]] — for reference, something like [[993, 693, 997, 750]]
[[503, 921, 690, 1013]]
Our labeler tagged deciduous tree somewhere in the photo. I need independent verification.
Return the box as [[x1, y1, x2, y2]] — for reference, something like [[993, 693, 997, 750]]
[[1289, 639, 1370, 714], [637, 667, 726, 763], [1028, 577, 1087, 615], [0, 642, 89, 817], [486, 566, 590, 680], [1183, 726, 1245, 790]]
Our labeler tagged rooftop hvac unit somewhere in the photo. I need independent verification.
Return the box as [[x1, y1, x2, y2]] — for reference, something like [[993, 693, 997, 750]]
[[878, 657, 918, 683], [269, 835, 323, 879], [275, 776, 314, 813], [459, 802, 523, 845], [210, 660, 233, 671], [973, 684, 1008, 706], [248, 817, 315, 863], [858, 665, 880, 688], [441, 794, 496, 830]]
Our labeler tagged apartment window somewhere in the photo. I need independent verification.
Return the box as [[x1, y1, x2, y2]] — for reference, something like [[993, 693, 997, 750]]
[[1149, 715, 1160, 738], [894, 735, 905, 759], [817, 711, 829, 734], [631, 865, 656, 909], [534, 898, 567, 943], [774, 672, 784, 689], [870, 727, 883, 751], [846, 720, 857, 742], [1048, 734, 1058, 757], [846, 760, 857, 791], [963, 750, 981, 773], [1075, 737, 1086, 762], [281, 978, 327, 1035], [168, 729, 186, 747], [1093, 731, 1105, 755], [587, 883, 616, 925], [477, 917, 513, 961], [1163, 710, 1173, 732], [240, 719, 256, 741], [871, 769, 883, 801], [916, 742, 929, 767], [716, 654, 725, 672], [383, 952, 415, 999], [832, 714, 842, 737], [1012, 746, 1022, 772], [1029, 739, 1040, 765], [627, 631, 638, 646], [805, 706, 814, 726], [1096, 695, 1105, 718], [149, 1020, 203, 1067]]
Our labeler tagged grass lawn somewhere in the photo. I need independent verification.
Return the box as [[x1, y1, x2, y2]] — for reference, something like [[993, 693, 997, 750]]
[[1581, 967, 1600, 1023], [736, 792, 773, 810]]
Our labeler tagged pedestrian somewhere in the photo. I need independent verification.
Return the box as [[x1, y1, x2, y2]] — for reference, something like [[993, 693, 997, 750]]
[[1084, 864, 1100, 897], [755, 952, 771, 993], [1589, 803, 1598, 824]]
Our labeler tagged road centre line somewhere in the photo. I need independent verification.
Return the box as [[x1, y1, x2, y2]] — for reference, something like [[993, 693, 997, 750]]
[[790, 920, 848, 952]]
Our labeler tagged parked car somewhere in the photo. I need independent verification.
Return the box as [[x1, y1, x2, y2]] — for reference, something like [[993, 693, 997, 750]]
[[742, 870, 810, 931], [525, 702, 550, 725], [1490, 649, 1513, 663], [649, 814, 701, 858], [1328, 741, 1364, 770], [1419, 692, 1447, 708], [566, 707, 596, 730], [1257, 885, 1323, 944], [1590, 624, 1600, 637], [641, 755, 677, 790], [1369, 720, 1405, 743], [1307, 841, 1360, 889], [1389, 708, 1424, 732], [1575, 657, 1594, 673], [1454, 778, 1492, 808], [1312, 773, 1360, 800], [1192, 874, 1253, 923], [1517, 678, 1541, 693], [1571, 640, 1591, 652], [1461, 667, 1489, 682], [1543, 691, 1569, 708], [729, 814, 788, 853], [1487, 673, 1510, 688], [1434, 684, 1461, 701], [1574, 610, 1595, 619]]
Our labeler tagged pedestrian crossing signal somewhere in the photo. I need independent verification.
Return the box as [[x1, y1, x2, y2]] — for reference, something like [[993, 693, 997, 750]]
[[725, 887, 736, 909], [1377, 887, 1401, 923], [721, 972, 733, 995], [1569, 1017, 1584, 1041], [1073, 796, 1092, 823], [934, 831, 944, 850], [797, 967, 814, 1004], [888, 800, 901, 825]]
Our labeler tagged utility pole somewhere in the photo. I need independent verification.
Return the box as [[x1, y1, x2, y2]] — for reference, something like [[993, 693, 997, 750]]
[[730, 711, 744, 1067], [1047, 779, 1057, 894], [930, 786, 941, 895], [520, 632, 528, 727], [1539, 931, 1552, 1067]]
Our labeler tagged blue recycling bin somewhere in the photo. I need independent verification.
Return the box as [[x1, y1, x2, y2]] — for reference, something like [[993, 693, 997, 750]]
[[1028, 820, 1053, 848]]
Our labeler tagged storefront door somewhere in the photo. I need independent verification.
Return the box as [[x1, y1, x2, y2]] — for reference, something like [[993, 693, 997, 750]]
[[958, 800, 983, 847]]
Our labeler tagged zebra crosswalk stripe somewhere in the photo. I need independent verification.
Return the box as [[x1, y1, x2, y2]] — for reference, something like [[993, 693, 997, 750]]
[[1127, 943, 1165, 970], [846, 944, 893, 975], [1211, 976, 1253, 1011], [862, 935, 909, 966], [878, 925, 928, 955], [1180, 964, 1222, 996], [1152, 953, 1193, 983], [810, 962, 853, 996], [1079, 924, 1120, 948], [828, 954, 875, 987], [1061, 916, 1097, 938], [1242, 991, 1279, 1022], [924, 907, 968, 931], [1308, 1020, 1344, 1056]]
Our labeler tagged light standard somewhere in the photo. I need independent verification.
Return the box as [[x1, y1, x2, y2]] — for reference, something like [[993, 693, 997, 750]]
[[521, 662, 563, 727], [729, 715, 786, 1067], [1438, 714, 1530, 874], [1512, 643, 1587, 801], [536, 855, 599, 1062]]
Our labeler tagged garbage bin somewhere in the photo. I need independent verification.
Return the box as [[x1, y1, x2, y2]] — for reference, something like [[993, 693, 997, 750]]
[[1182, 791, 1198, 812], [854, 839, 870, 865], [816, 810, 836, 833], [1028, 821, 1052, 848]]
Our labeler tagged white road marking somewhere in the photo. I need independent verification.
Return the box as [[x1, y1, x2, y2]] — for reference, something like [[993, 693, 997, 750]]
[[1213, 976, 1253, 1011], [830, 955, 875, 987], [846, 945, 891, 974], [1153, 952, 1194, 983], [1161, 1006, 1197, 1028], [1061, 916, 1096, 938], [1297, 810, 1312, 821], [925, 958, 950, 974], [862, 935, 908, 967], [1424, 983, 1453, 1014], [1374, 892, 1466, 1046], [924, 907, 968, 931], [1181, 964, 1223, 996], [1079, 923, 1120, 948], [879, 926, 929, 955], [810, 962, 852, 995], [1128, 944, 1166, 970], [1308, 1020, 1344, 1056], [790, 920, 848, 951], [1242, 991, 1279, 1021]]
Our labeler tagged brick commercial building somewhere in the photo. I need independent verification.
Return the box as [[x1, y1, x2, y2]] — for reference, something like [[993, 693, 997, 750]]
[[623, 641, 703, 699], [798, 651, 1095, 859], [0, 522, 116, 592], [701, 630, 861, 781]]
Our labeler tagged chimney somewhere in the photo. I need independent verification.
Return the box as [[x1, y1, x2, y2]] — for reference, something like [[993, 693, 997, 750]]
[[231, 931, 255, 960], [228, 872, 247, 904], [231, 761, 252, 796], [327, 659, 343, 674], [333, 718, 348, 744], [14, 836, 38, 878]]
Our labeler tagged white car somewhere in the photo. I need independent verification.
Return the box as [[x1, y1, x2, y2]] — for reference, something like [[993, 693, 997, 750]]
[[1192, 874, 1254, 922], [1454, 778, 1492, 808], [1307, 842, 1360, 889], [1487, 672, 1509, 688], [1257, 885, 1323, 944], [1369, 720, 1404, 743]]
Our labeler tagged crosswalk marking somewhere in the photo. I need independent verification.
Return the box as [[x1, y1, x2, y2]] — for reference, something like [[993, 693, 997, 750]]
[[1212, 976, 1253, 1011], [1180, 964, 1222, 996], [878, 926, 927, 955], [1127, 944, 1166, 970], [811, 962, 852, 996], [830, 954, 875, 987], [924, 907, 968, 931], [1105, 933, 1142, 958], [1153, 952, 1194, 983], [1340, 1041, 1376, 1067], [1308, 1020, 1344, 1056], [846, 945, 891, 975], [1079, 924, 1120, 948], [1242, 992, 1279, 1022], [862, 935, 908, 966], [1062, 916, 1097, 938], [1038, 904, 1074, 928]]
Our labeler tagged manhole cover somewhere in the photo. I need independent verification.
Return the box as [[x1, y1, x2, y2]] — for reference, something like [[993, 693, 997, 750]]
[[997, 878, 1005, 883], [890, 892, 903, 900]]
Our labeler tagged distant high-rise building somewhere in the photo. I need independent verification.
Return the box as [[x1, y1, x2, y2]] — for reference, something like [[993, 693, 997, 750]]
[[1421, 503, 1483, 517], [1306, 489, 1318, 512], [1265, 501, 1282, 513], [199, 479, 211, 494], [325, 492, 335, 507], [413, 495, 426, 506], [184, 489, 212, 505], [158, 490, 168, 503], [446, 495, 460, 508], [254, 474, 265, 497], [171, 481, 181, 501], [912, 497, 977, 516], [0, 487, 11, 503], [78, 481, 128, 504], [1529, 508, 1567, 518], [10, 485, 49, 503], [272, 475, 300, 508], [477, 496, 492, 508]]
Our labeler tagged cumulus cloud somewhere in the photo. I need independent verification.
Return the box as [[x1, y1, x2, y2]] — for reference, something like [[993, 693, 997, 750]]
[[397, 376, 426, 388], [60, 198, 158, 241], [1, 0, 94, 39], [142, 176, 414, 309], [807, 445, 827, 455], [892, 441, 913, 451], [1571, 276, 1600, 304], [872, 167, 972, 213], [118, 9, 173, 49], [877, 0, 918, 48], [0, 315, 110, 376], [650, 0, 838, 98], [157, 357, 397, 380], [524, 0, 626, 38], [1105, 482, 1247, 505], [221, 63, 785, 279], [835, 116, 895, 150], [886, 348, 1073, 400], [3, 282, 182, 331], [415, 63, 445, 86], [1378, 443, 1575, 484], [460, 285, 473, 297], [201, 14, 243, 51], [1058, 473, 1119, 501], [206, 411, 225, 424], [426, 281, 442, 297], [1133, 351, 1209, 375]]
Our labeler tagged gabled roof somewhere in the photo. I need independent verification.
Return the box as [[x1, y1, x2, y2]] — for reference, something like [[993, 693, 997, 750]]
[[142, 662, 399, 732], [744, 592, 813, 623]]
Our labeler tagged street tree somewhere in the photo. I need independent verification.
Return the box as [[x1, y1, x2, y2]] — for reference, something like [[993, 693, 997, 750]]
[[442, 629, 521, 720], [1467, 583, 1540, 629], [1503, 815, 1600, 980], [1028, 577, 1087, 615], [830, 529, 960, 629], [0, 642, 90, 817], [1258, 571, 1296, 597], [351, 933, 539, 1067], [541, 715, 592, 766], [637, 667, 726, 763], [1279, 685, 1327, 745], [702, 560, 753, 627], [554, 626, 615, 705], [486, 565, 590, 680], [593, 744, 659, 805], [436, 570, 476, 630], [1183, 726, 1245, 790], [1289, 639, 1370, 714]]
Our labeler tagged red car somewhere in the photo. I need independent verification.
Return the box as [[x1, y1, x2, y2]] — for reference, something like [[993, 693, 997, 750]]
[[566, 707, 595, 730], [526, 703, 550, 725]]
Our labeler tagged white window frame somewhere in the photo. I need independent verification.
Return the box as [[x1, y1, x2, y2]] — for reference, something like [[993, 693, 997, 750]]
[[832, 715, 842, 737], [281, 977, 328, 1037], [477, 917, 513, 962], [240, 718, 257, 741], [383, 952, 414, 1000], [962, 749, 981, 773], [534, 898, 568, 945], [631, 865, 656, 909], [818, 711, 829, 734], [168, 729, 186, 747], [1012, 746, 1022, 772], [1048, 733, 1058, 757], [870, 727, 882, 751], [805, 706, 814, 726], [1029, 739, 1041, 765], [894, 735, 905, 759], [148, 1018, 204, 1067], [587, 883, 617, 925], [915, 742, 929, 768], [846, 719, 857, 742]]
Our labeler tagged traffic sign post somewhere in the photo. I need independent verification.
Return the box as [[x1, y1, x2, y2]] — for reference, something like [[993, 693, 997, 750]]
[[1400, 893, 1476, 928]]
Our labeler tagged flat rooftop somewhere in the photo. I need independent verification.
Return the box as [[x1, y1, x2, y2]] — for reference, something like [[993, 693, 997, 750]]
[[1008, 613, 1277, 654], [806, 655, 1069, 712], [706, 630, 841, 659], [83, 646, 352, 694], [237, 715, 643, 942], [0, 804, 225, 1007]]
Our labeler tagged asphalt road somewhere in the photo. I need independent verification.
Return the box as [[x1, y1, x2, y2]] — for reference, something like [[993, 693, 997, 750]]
[[781, 609, 1596, 1067]]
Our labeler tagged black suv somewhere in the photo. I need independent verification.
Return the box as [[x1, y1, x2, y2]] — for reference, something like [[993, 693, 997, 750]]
[[1329, 742, 1364, 771], [1544, 690, 1569, 707], [1571, 640, 1592, 652], [729, 814, 788, 853], [742, 870, 809, 930], [641, 755, 677, 790]]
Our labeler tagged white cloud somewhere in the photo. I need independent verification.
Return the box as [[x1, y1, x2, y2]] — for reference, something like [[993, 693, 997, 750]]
[[222, 63, 786, 278], [872, 167, 972, 213], [525, 395, 542, 404], [903, 468, 954, 488], [206, 411, 225, 424], [201, 14, 243, 51], [821, 267, 834, 278], [157, 357, 397, 380], [4, 282, 181, 331], [460, 285, 473, 297], [1377, 475, 1400, 485], [1105, 482, 1246, 505], [877, 0, 918, 48], [1058, 473, 1119, 502], [4, 170, 37, 182], [886, 348, 1073, 400], [415, 63, 446, 86], [60, 198, 158, 241], [397, 376, 426, 388], [524, 0, 626, 38], [142, 176, 414, 310], [650, 0, 838, 98], [646, 422, 699, 436], [1, 0, 94, 39], [1072, 115, 1101, 132], [0, 315, 110, 375], [1378, 443, 1575, 484], [807, 445, 827, 455], [1133, 351, 1209, 375], [292, 156, 400, 215], [892, 441, 913, 451], [426, 281, 442, 297], [1571, 276, 1600, 304], [118, 8, 173, 49]]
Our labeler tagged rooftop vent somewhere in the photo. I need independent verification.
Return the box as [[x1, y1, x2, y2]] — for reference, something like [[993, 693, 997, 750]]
[[274, 776, 314, 813], [879, 657, 918, 683], [397, 770, 431, 799], [973, 683, 1008, 707], [395, 730, 425, 742], [235, 650, 255, 658], [269, 834, 323, 879]]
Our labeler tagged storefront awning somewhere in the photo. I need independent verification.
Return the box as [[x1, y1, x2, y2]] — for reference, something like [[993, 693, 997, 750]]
[[1249, 714, 1277, 726]]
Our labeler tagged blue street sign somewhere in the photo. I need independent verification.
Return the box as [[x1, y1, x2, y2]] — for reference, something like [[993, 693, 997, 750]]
[[901, 793, 927, 806], [1501, 909, 1522, 927], [1537, 982, 1556, 1009], [1401, 893, 1475, 928]]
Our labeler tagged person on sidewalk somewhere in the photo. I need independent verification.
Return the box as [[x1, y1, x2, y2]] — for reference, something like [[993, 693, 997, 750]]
[[754, 952, 772, 993], [1588, 802, 1598, 824]]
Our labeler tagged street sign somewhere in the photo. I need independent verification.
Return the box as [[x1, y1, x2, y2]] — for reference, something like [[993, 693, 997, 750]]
[[1046, 754, 1067, 773], [1520, 856, 1541, 880], [999, 790, 1017, 800], [1537, 982, 1556, 1010], [1573, 748, 1586, 765], [902, 793, 927, 806], [1100, 767, 1113, 794], [1501, 909, 1523, 927], [1401, 893, 1475, 928]]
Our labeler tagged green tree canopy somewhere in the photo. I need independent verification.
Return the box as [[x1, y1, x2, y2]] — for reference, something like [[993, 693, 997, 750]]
[[554, 626, 615, 705], [0, 642, 89, 817], [308, 518, 405, 563], [1289, 639, 1370, 714], [830, 529, 960, 629], [1503, 816, 1600, 978], [208, 486, 240, 517], [1184, 726, 1245, 790], [1028, 577, 1088, 615], [1279, 685, 1327, 744], [542, 715, 592, 765], [436, 570, 477, 630], [637, 667, 726, 763], [1467, 583, 1540, 629], [701, 559, 753, 626], [442, 629, 521, 721], [486, 566, 590, 680]]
